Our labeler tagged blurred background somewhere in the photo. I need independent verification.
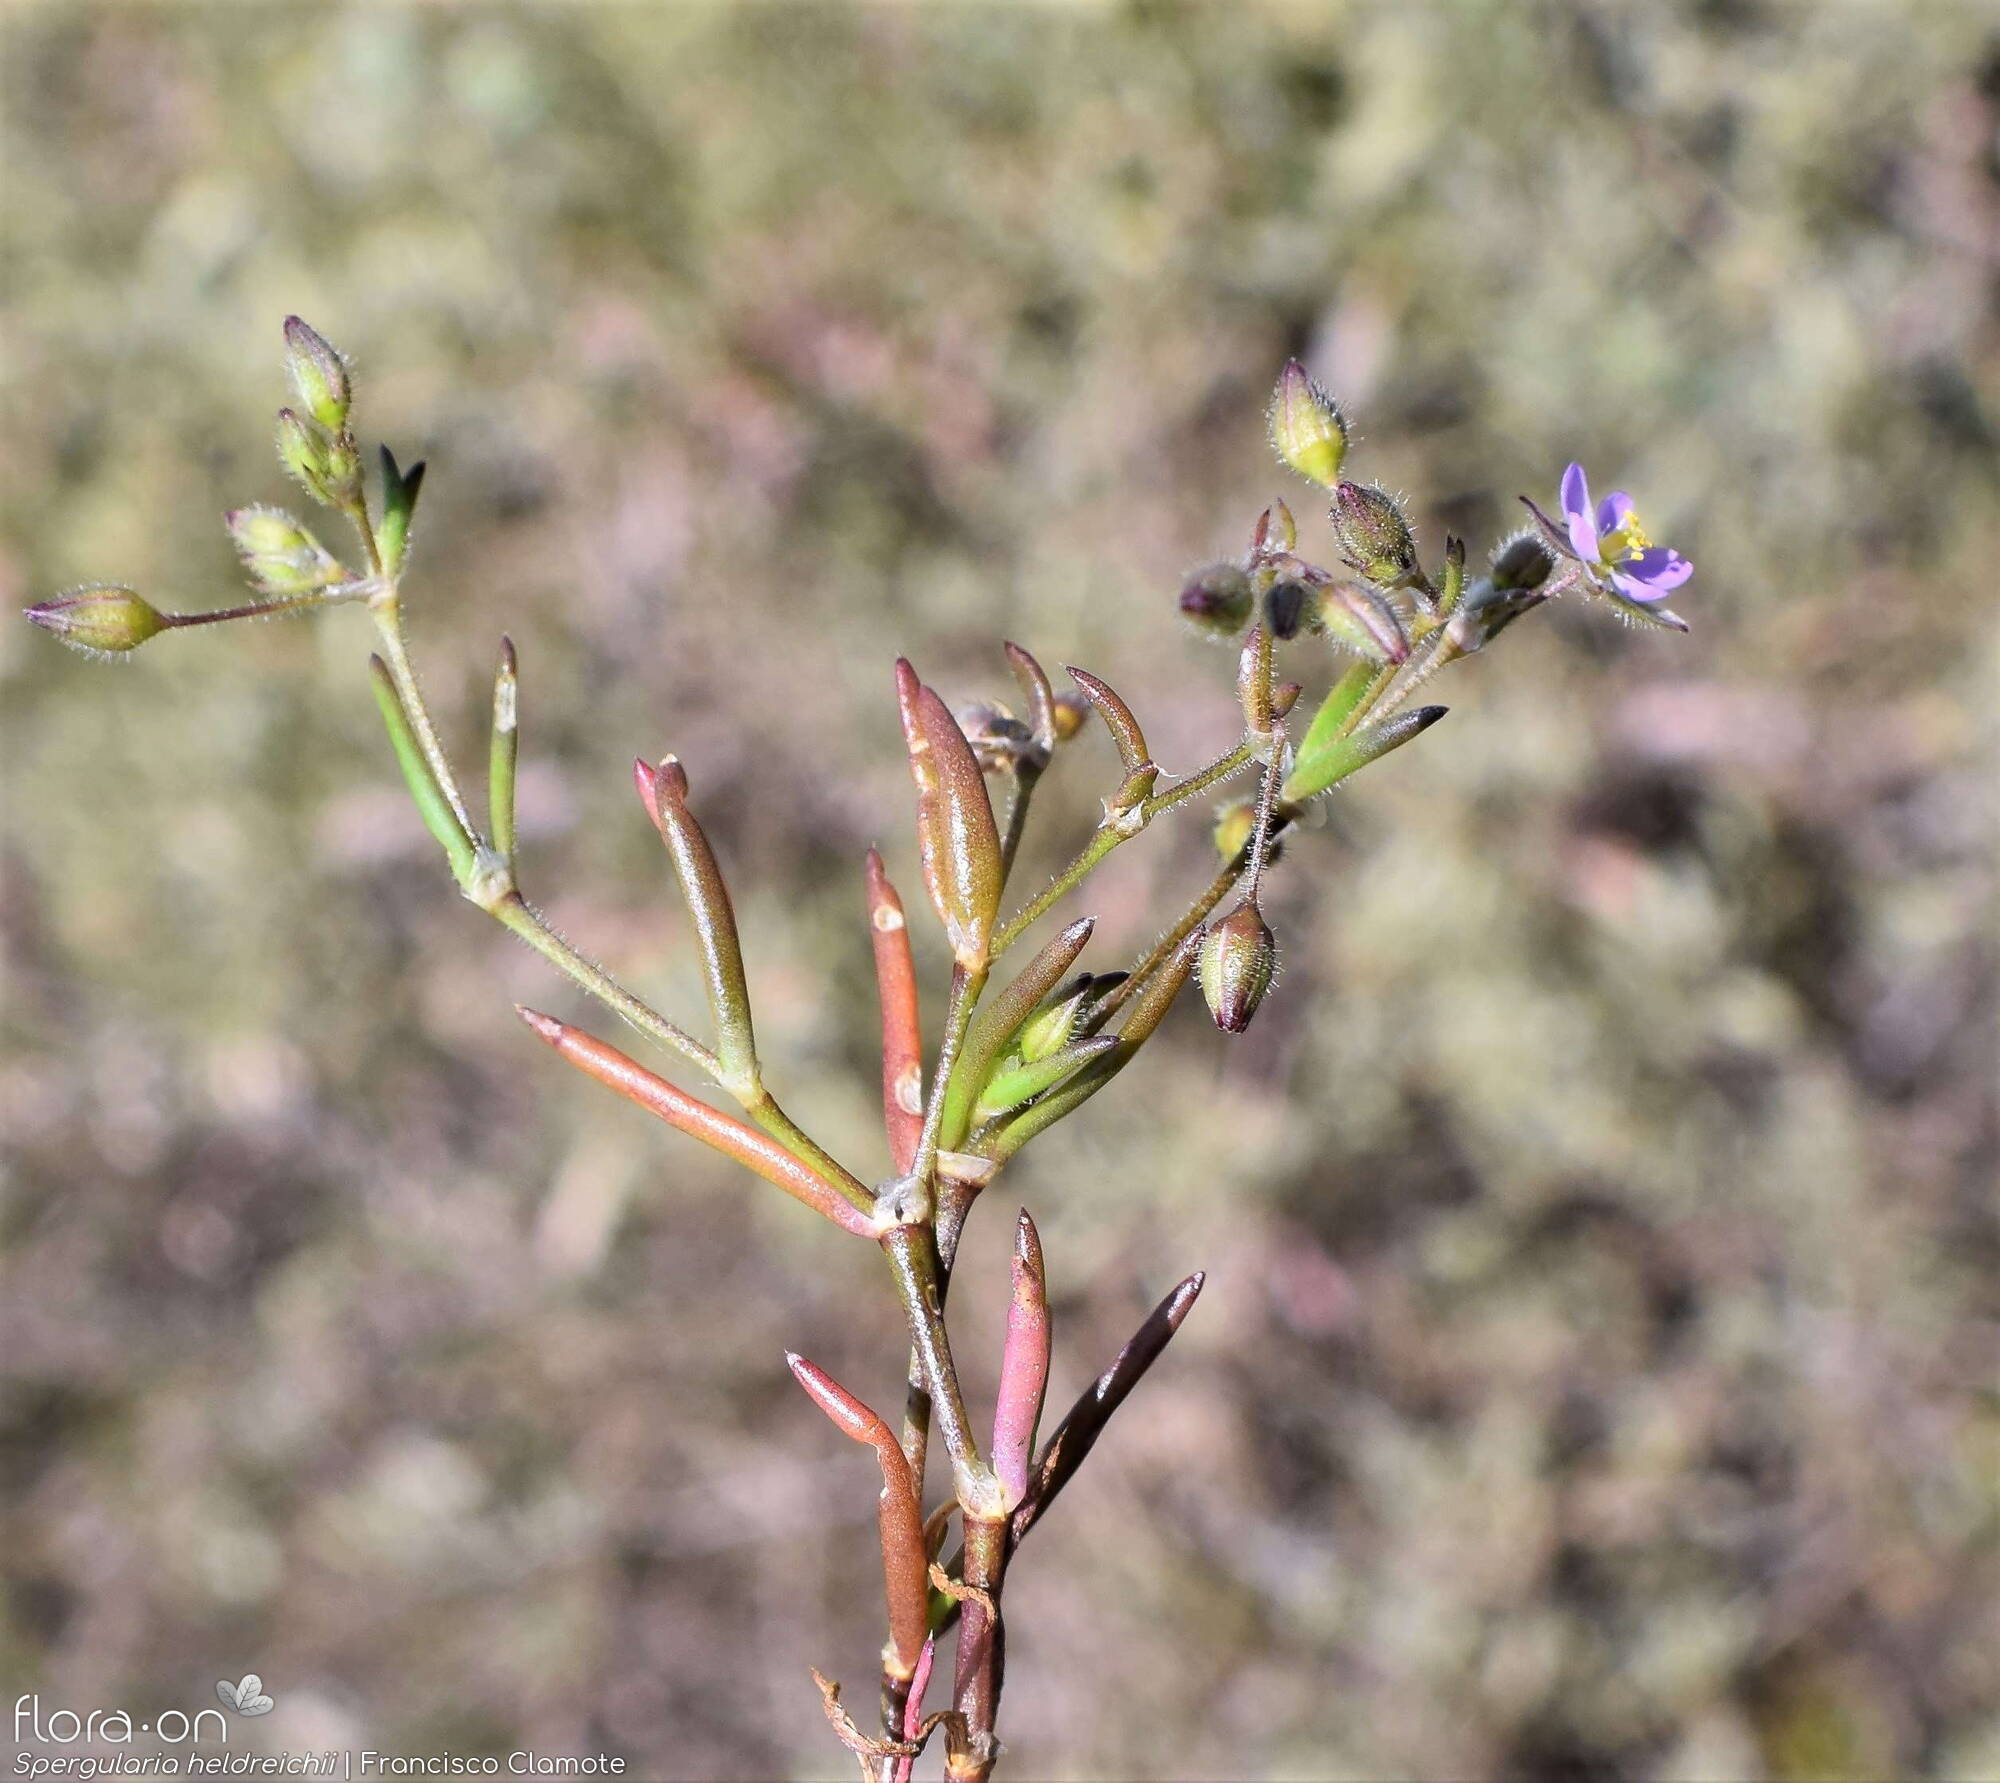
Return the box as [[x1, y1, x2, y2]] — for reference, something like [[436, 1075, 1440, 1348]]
[[3, 5, 1997, 1778]]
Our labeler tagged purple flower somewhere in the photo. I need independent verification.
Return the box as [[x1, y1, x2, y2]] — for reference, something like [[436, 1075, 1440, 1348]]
[[1556, 462, 1692, 604]]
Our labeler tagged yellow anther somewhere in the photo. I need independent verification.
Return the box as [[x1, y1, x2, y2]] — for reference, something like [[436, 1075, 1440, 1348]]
[[1599, 511, 1652, 563]]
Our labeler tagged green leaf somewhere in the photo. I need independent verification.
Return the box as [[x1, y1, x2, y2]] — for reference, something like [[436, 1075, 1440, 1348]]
[[369, 655, 476, 883], [973, 1036, 1119, 1123], [1297, 661, 1381, 764], [1281, 704, 1448, 804], [378, 446, 426, 577]]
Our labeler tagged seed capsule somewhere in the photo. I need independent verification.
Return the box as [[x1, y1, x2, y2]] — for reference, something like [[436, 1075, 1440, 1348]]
[[1197, 899, 1277, 1034], [23, 585, 168, 655], [1178, 562, 1254, 640], [1330, 482, 1418, 585], [1490, 528, 1555, 592]]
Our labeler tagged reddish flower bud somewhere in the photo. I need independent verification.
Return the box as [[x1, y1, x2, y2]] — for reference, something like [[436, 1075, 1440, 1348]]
[[1178, 562, 1253, 640], [1330, 482, 1418, 585], [1197, 899, 1278, 1034], [895, 660, 1003, 972]]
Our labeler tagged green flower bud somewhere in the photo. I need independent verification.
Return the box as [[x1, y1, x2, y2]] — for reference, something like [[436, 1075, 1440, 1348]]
[[1489, 528, 1555, 593], [1197, 900, 1278, 1034], [283, 316, 352, 432], [275, 409, 339, 504], [1016, 975, 1090, 1063], [1178, 562, 1253, 640], [1330, 482, 1419, 585], [1210, 798, 1282, 869], [1211, 798, 1257, 864], [225, 505, 346, 595], [322, 431, 364, 503], [1269, 360, 1348, 489], [1316, 579, 1411, 664], [24, 584, 168, 655]]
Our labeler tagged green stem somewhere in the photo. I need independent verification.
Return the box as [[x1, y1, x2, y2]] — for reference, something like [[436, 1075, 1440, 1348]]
[[1143, 737, 1258, 819], [996, 762, 1043, 887], [1336, 660, 1400, 742], [1086, 855, 1244, 1033], [990, 739, 1254, 957], [490, 892, 717, 1074], [895, 963, 988, 1483], [1370, 626, 1460, 718], [743, 1091, 876, 1215], [882, 1224, 999, 1515], [492, 892, 873, 1213], [368, 594, 477, 838], [912, 965, 985, 1190]]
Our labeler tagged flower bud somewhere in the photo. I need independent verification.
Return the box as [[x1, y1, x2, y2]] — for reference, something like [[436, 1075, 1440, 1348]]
[[322, 432, 364, 502], [283, 316, 352, 432], [1178, 562, 1253, 640], [24, 584, 168, 655], [1016, 976, 1088, 1063], [1330, 482, 1418, 585], [1268, 360, 1348, 489], [1211, 798, 1256, 864], [225, 505, 346, 595], [1489, 528, 1555, 593], [1264, 578, 1309, 641], [275, 409, 339, 504], [1197, 900, 1278, 1034], [1211, 798, 1282, 869]]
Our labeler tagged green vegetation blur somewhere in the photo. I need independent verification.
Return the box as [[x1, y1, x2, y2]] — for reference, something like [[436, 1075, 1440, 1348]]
[[3, 6, 1994, 1778]]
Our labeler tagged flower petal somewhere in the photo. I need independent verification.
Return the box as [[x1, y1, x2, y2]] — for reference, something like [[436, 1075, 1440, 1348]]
[[1560, 462, 1591, 523], [1559, 464, 1599, 559], [1621, 546, 1693, 592], [1596, 491, 1633, 537]]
